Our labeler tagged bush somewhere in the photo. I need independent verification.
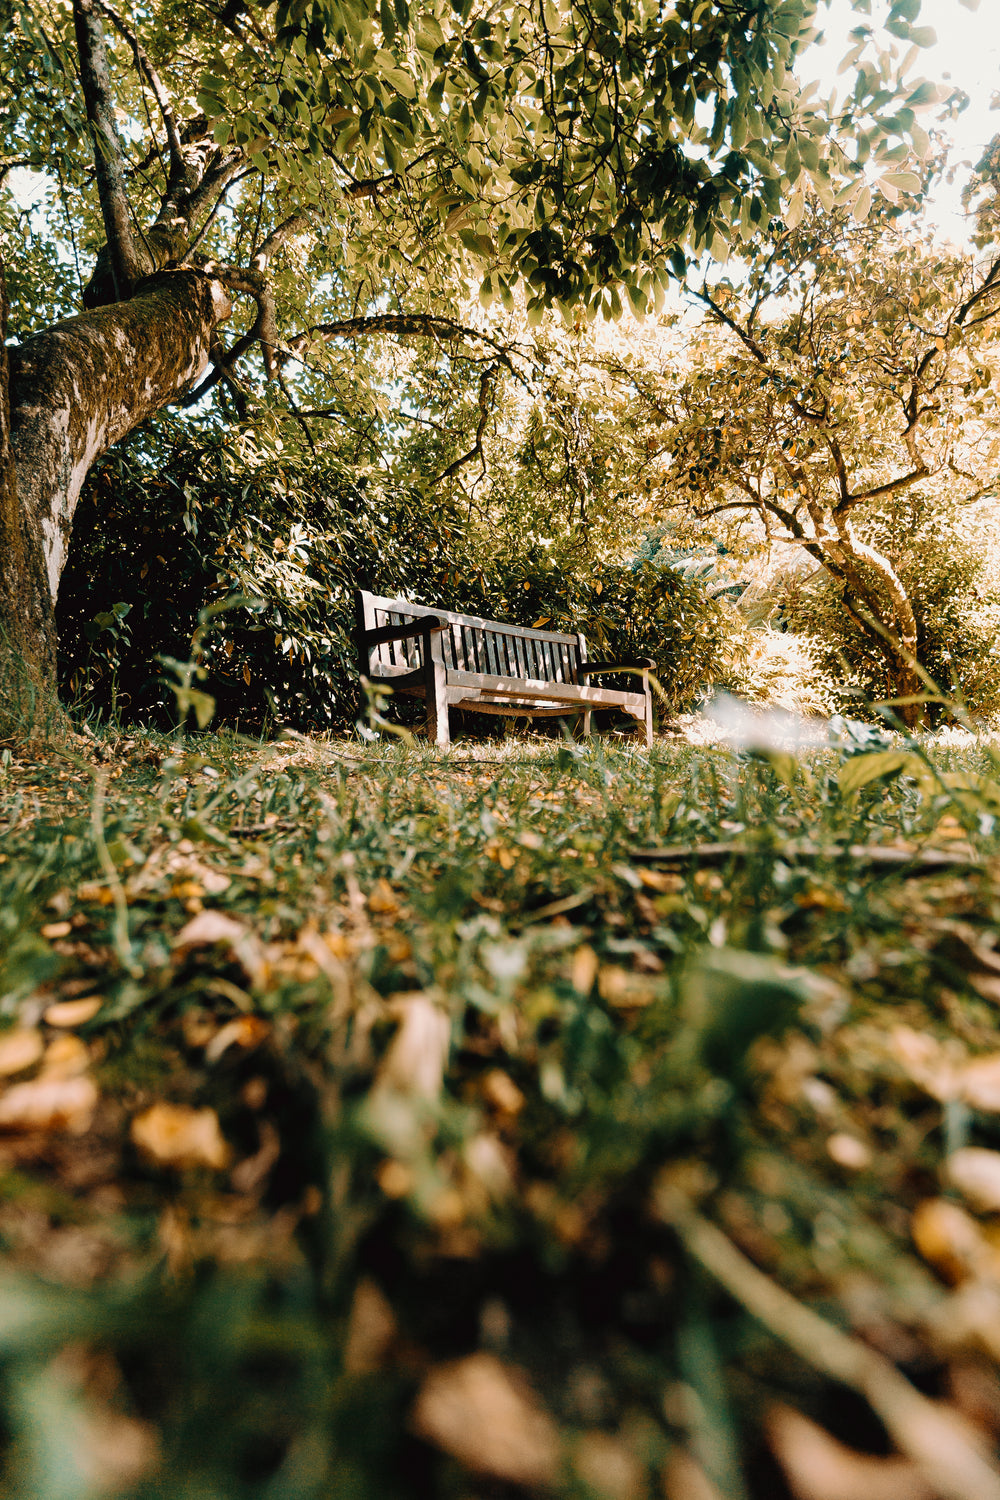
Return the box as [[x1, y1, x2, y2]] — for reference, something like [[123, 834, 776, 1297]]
[[58, 432, 740, 733], [58, 431, 492, 732], [484, 543, 739, 719]]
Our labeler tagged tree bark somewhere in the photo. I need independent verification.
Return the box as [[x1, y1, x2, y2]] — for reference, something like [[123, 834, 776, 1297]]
[[0, 265, 231, 742], [0, 250, 61, 743]]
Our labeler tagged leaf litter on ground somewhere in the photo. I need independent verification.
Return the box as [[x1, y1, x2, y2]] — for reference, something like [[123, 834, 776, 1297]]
[[4, 727, 1000, 1493]]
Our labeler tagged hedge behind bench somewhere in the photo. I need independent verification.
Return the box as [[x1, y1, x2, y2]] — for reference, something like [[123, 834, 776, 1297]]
[[58, 437, 736, 734]]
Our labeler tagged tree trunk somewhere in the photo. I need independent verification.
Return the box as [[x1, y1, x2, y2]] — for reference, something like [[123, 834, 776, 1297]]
[[0, 251, 60, 744], [829, 517, 924, 729], [0, 263, 230, 743]]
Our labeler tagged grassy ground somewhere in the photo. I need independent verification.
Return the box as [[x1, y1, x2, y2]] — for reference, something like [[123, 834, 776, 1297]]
[[4, 727, 1000, 1497]]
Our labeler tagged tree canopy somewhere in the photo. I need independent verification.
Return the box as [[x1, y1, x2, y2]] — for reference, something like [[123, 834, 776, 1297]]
[[0, 0, 967, 739]]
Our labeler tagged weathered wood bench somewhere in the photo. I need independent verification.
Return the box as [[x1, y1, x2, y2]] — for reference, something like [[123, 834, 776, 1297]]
[[355, 589, 654, 748]]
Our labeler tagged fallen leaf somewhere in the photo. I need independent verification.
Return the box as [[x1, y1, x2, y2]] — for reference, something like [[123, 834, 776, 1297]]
[[972, 976, 1000, 1006], [572, 944, 599, 995], [0, 1030, 44, 1077], [131, 1103, 231, 1171], [573, 1431, 644, 1499], [957, 1057, 1000, 1113], [411, 1353, 559, 1487], [204, 1015, 270, 1064], [597, 966, 660, 1008], [43, 997, 102, 1028], [0, 1073, 98, 1134], [367, 878, 399, 914], [174, 909, 248, 948], [42, 1034, 91, 1078], [173, 909, 268, 987], [662, 1450, 723, 1500], [40, 921, 72, 939], [912, 1199, 994, 1284], [890, 1026, 958, 1101], [343, 1277, 398, 1374], [827, 1134, 872, 1170], [947, 1149, 1000, 1213], [767, 1403, 933, 1500], [482, 1069, 525, 1116], [376, 994, 450, 1100]]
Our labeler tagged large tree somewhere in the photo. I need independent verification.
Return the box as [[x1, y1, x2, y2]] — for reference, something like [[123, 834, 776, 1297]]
[[652, 198, 1000, 722], [0, 0, 940, 736]]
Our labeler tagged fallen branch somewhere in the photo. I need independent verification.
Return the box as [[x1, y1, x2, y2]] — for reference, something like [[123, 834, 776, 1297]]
[[629, 840, 982, 874]]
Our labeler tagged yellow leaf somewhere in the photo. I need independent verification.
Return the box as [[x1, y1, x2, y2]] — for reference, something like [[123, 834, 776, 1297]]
[[131, 1102, 232, 1171], [40, 921, 72, 939], [368, 878, 400, 914], [947, 1147, 1000, 1212], [43, 997, 102, 1028], [0, 1030, 44, 1077], [412, 1354, 559, 1488], [767, 1403, 933, 1500], [0, 1073, 97, 1134], [912, 1197, 990, 1284]]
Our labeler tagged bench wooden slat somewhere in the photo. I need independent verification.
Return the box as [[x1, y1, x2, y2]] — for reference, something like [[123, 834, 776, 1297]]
[[361, 592, 580, 647], [445, 669, 646, 710]]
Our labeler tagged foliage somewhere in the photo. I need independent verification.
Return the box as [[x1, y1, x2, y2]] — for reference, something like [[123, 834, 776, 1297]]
[[58, 431, 736, 732], [476, 543, 739, 716], [3, 727, 1000, 1495], [57, 429, 490, 731], [2, 0, 942, 344], [780, 491, 1000, 721], [725, 625, 844, 717]]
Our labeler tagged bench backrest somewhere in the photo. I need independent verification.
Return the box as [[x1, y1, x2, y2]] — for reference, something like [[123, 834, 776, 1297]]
[[356, 591, 586, 683]]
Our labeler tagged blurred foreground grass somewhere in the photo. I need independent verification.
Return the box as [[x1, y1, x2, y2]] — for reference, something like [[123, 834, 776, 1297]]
[[4, 730, 1000, 1497]]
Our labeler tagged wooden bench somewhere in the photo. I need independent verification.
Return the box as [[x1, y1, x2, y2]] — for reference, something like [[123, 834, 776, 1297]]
[[355, 589, 654, 748]]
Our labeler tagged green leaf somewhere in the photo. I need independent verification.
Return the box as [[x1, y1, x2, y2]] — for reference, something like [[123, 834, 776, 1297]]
[[879, 170, 921, 193], [838, 751, 919, 796], [907, 25, 937, 47]]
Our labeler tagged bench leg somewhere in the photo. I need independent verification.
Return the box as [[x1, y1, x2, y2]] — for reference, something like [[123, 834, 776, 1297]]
[[579, 709, 592, 740], [425, 658, 450, 748]]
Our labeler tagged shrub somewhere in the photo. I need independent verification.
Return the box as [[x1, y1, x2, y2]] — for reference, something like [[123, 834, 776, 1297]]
[[58, 433, 740, 732], [485, 544, 739, 718], [57, 431, 491, 732]]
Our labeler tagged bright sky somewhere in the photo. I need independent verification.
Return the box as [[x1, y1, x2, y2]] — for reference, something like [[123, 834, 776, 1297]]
[[806, 0, 999, 242]]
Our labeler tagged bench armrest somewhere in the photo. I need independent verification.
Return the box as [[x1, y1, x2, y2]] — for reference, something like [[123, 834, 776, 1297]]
[[362, 616, 447, 647], [578, 658, 655, 677]]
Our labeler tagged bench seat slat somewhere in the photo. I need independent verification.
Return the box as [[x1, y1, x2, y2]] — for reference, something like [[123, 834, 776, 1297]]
[[445, 669, 645, 710]]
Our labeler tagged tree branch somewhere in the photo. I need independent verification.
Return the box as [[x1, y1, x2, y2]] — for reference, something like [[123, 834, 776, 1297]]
[[283, 313, 522, 374], [429, 364, 497, 486], [92, 0, 184, 176], [72, 0, 143, 299], [251, 213, 309, 269]]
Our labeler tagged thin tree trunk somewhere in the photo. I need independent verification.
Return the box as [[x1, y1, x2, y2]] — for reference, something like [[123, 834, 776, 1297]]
[[829, 516, 923, 727]]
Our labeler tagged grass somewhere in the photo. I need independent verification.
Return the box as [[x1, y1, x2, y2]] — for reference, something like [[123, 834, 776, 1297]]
[[3, 725, 1000, 1496]]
